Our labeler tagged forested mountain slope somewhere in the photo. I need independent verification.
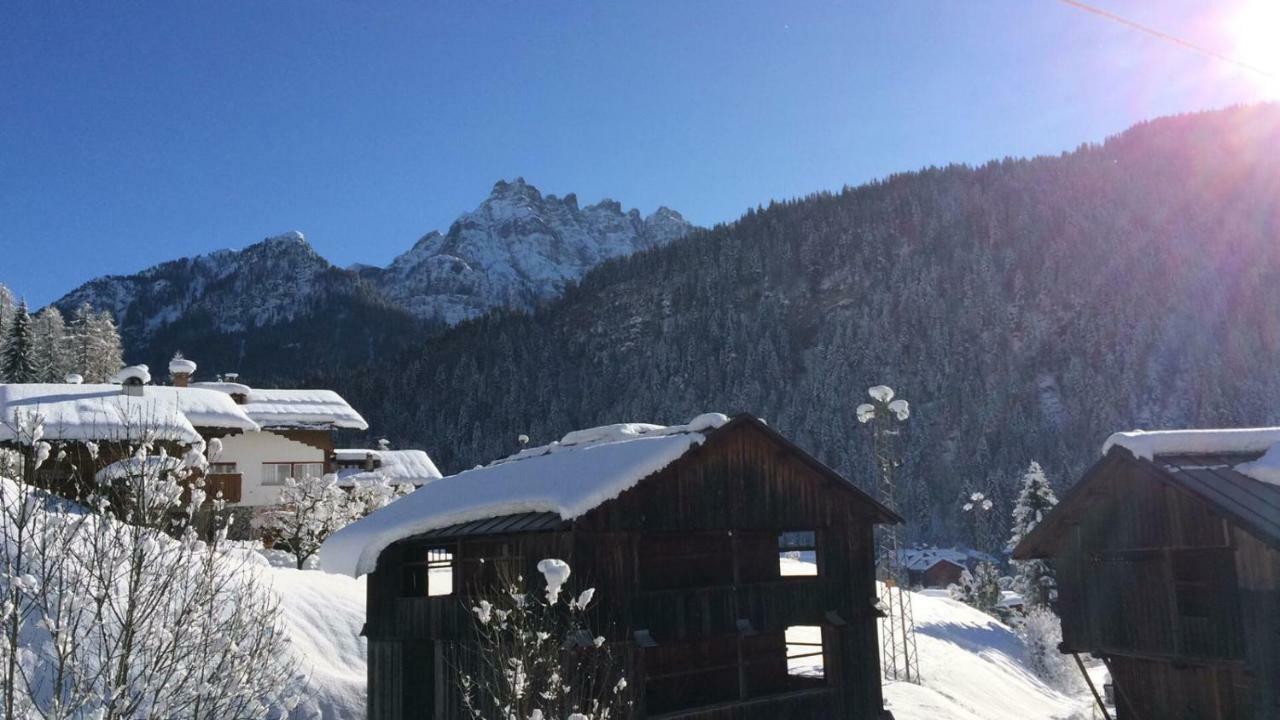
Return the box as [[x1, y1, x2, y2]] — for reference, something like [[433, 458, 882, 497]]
[[52, 182, 693, 382], [338, 105, 1280, 545]]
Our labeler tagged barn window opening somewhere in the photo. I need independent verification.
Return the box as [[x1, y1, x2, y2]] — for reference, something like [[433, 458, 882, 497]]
[[785, 626, 825, 681], [402, 546, 454, 597], [779, 531, 818, 576]]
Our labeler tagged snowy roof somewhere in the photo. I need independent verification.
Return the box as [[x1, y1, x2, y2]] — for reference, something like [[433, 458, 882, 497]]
[[0, 384, 259, 445], [1019, 428, 1280, 558], [189, 381, 252, 396], [321, 413, 730, 576], [243, 389, 368, 430], [334, 449, 443, 487], [902, 548, 971, 571], [188, 383, 367, 430], [1103, 427, 1280, 461]]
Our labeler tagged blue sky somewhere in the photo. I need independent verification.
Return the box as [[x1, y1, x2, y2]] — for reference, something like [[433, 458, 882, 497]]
[[1, 1, 1274, 307]]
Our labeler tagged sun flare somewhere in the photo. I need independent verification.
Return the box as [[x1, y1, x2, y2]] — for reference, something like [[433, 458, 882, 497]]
[[1227, 0, 1280, 93]]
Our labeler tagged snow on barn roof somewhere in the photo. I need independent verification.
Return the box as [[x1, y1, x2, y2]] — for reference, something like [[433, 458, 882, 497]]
[[1103, 427, 1280, 461], [320, 413, 730, 577], [0, 384, 259, 445], [334, 449, 443, 488]]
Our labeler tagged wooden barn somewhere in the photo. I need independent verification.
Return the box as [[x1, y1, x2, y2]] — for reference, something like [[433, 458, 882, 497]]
[[1013, 428, 1280, 719], [321, 413, 901, 720]]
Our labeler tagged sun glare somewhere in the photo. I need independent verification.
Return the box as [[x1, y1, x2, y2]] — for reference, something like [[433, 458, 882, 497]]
[[1228, 0, 1280, 95]]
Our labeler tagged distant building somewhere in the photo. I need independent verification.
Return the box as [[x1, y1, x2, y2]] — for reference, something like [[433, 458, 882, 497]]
[[900, 546, 993, 589], [322, 413, 901, 719], [1014, 427, 1280, 719], [333, 447, 442, 489]]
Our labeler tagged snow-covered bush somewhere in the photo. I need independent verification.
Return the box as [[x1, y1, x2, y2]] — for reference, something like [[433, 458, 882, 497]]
[[457, 558, 632, 720], [0, 419, 302, 719], [949, 561, 1003, 615], [253, 473, 355, 570], [1015, 606, 1079, 693], [347, 475, 413, 517]]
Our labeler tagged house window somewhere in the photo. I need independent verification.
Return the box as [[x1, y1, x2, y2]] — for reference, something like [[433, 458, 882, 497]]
[[208, 462, 237, 475], [261, 462, 325, 485], [785, 626, 825, 681], [402, 547, 454, 597], [779, 531, 818, 576]]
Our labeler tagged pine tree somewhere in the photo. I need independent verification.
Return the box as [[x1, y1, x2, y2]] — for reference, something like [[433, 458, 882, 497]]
[[1, 301, 37, 383], [1007, 460, 1059, 608], [30, 307, 71, 382], [0, 285, 14, 380]]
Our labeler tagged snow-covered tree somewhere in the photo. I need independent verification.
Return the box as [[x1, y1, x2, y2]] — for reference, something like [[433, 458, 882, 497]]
[[1015, 606, 1079, 692], [1, 301, 37, 383], [347, 475, 413, 517], [253, 473, 355, 569], [30, 307, 72, 383], [459, 558, 633, 720], [948, 560, 1003, 615], [69, 303, 124, 383], [0, 415, 302, 718], [1007, 461, 1059, 608], [0, 285, 14, 366]]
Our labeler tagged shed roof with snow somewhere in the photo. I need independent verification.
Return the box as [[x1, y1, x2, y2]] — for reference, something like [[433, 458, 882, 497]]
[[321, 413, 901, 577], [0, 383, 260, 446], [1016, 427, 1280, 558]]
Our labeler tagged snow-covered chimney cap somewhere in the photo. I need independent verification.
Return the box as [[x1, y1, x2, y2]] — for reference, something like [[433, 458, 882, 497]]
[[110, 365, 152, 385], [64, 373, 83, 385], [169, 355, 197, 376]]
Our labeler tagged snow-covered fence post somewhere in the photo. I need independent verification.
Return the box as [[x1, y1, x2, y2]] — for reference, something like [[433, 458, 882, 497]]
[[455, 558, 634, 720]]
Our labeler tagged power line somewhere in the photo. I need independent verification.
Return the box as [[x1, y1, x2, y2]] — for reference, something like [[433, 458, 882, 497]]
[[1055, 0, 1277, 80]]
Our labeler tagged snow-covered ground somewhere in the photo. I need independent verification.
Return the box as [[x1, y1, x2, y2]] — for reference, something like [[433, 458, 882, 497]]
[[269, 567, 368, 718], [876, 584, 1092, 720]]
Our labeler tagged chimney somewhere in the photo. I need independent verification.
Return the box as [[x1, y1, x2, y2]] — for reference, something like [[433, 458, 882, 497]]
[[169, 353, 197, 388], [110, 365, 151, 397]]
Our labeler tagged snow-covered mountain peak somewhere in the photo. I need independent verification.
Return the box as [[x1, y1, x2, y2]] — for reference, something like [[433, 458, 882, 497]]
[[52, 180, 695, 344], [374, 179, 697, 324]]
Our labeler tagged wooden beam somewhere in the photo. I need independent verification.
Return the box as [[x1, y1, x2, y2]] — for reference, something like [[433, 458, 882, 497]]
[[1072, 653, 1111, 720]]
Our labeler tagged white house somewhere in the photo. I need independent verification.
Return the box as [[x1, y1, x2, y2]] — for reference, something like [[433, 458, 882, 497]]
[[0, 355, 370, 514]]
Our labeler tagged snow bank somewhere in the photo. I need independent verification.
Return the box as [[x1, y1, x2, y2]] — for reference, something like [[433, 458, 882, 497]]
[[0, 383, 259, 445], [320, 413, 729, 577], [268, 568, 368, 718], [883, 588, 1088, 720]]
